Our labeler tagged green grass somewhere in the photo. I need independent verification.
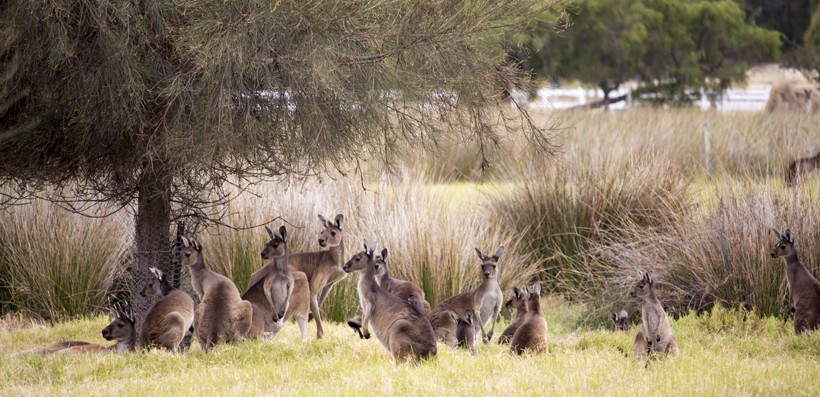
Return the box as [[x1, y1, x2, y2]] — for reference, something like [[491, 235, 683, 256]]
[[1, 303, 818, 396]]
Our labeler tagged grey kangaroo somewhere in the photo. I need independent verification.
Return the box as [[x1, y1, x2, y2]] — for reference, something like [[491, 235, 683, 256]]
[[771, 229, 820, 334]]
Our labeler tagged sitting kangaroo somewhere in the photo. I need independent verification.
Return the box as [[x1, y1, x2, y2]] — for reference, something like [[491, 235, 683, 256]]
[[179, 237, 252, 350], [343, 241, 437, 362], [498, 286, 529, 345], [347, 248, 430, 337], [630, 272, 678, 358], [456, 309, 477, 355], [771, 229, 820, 334], [510, 282, 548, 354], [20, 302, 136, 354], [244, 225, 293, 339], [427, 246, 504, 346], [610, 309, 631, 332], [139, 267, 195, 351]]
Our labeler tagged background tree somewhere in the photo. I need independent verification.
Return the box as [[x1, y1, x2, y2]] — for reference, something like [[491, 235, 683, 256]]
[[737, 0, 817, 50], [0, 0, 562, 324], [787, 5, 820, 83]]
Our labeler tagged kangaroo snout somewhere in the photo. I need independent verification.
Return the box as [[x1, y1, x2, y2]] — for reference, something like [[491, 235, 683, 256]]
[[101, 328, 112, 340], [770, 251, 777, 258], [318, 238, 326, 247]]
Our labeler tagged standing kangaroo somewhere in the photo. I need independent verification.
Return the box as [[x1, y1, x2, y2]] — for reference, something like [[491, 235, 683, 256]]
[[510, 282, 548, 354], [456, 309, 477, 355], [287, 214, 347, 339], [630, 272, 678, 358], [427, 246, 504, 346], [244, 225, 293, 339], [19, 303, 136, 355], [610, 309, 631, 332], [139, 267, 195, 351], [344, 242, 437, 362], [498, 286, 529, 344], [346, 248, 431, 337], [785, 151, 820, 187], [771, 229, 820, 334], [179, 237, 252, 350]]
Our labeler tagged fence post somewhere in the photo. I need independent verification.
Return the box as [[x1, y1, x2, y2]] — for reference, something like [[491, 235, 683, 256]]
[[703, 121, 713, 179]]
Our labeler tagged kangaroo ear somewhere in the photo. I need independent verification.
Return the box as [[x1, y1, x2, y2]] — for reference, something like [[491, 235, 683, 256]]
[[181, 236, 190, 247], [278, 225, 287, 241], [513, 287, 522, 299], [334, 214, 344, 229], [784, 229, 793, 243], [369, 241, 378, 254], [475, 248, 487, 262], [532, 282, 541, 295], [610, 311, 618, 323], [619, 309, 628, 319], [265, 226, 276, 240], [493, 246, 505, 259], [362, 240, 369, 253], [772, 228, 783, 241], [380, 248, 388, 262], [318, 214, 329, 227]]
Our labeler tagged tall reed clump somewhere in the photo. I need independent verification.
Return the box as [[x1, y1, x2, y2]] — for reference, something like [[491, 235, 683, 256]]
[[491, 151, 691, 296], [579, 181, 820, 319], [0, 200, 130, 321]]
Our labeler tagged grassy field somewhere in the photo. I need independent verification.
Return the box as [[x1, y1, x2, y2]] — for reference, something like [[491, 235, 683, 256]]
[[1, 301, 818, 396]]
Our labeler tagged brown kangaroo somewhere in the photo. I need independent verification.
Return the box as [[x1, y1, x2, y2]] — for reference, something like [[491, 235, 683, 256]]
[[630, 272, 678, 358], [244, 225, 293, 339], [771, 229, 820, 334], [498, 286, 529, 344], [456, 309, 477, 355], [610, 309, 631, 332], [427, 246, 504, 346], [139, 267, 195, 351], [20, 303, 136, 355], [346, 247, 431, 337], [179, 237, 252, 350], [510, 282, 548, 354], [286, 214, 347, 339], [785, 151, 820, 187], [343, 242, 437, 362]]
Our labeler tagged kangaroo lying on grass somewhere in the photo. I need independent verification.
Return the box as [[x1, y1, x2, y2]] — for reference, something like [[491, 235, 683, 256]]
[[771, 229, 820, 334], [498, 286, 529, 345], [347, 247, 431, 336], [344, 242, 437, 362], [630, 272, 678, 358], [427, 246, 504, 346], [610, 309, 631, 332], [180, 237, 252, 350], [139, 267, 195, 351], [510, 282, 547, 354], [785, 151, 820, 187], [19, 302, 136, 355], [244, 225, 293, 339]]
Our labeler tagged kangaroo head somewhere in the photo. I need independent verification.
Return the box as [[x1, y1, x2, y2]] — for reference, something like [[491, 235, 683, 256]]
[[343, 241, 378, 273], [505, 286, 529, 312], [770, 228, 796, 259], [630, 271, 654, 299], [140, 267, 166, 297], [102, 303, 135, 342], [610, 309, 630, 331], [475, 246, 503, 280], [261, 225, 288, 260], [177, 236, 203, 268], [374, 248, 389, 279], [317, 214, 344, 248], [460, 309, 474, 326]]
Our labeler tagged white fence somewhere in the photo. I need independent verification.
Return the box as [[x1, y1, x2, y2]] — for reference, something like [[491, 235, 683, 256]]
[[517, 87, 771, 112]]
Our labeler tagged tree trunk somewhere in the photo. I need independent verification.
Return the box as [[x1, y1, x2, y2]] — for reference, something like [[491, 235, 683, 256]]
[[132, 167, 172, 336]]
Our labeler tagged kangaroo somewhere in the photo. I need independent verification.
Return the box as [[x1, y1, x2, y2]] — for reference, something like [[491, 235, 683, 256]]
[[785, 151, 820, 187], [630, 272, 678, 358], [456, 309, 477, 355], [343, 242, 437, 362], [243, 225, 293, 339], [346, 248, 431, 336], [20, 303, 136, 355], [510, 282, 548, 354], [771, 229, 820, 334], [179, 237, 252, 350], [427, 246, 504, 346], [139, 267, 195, 351], [286, 214, 347, 339], [269, 269, 311, 341], [498, 287, 529, 344], [610, 309, 631, 332]]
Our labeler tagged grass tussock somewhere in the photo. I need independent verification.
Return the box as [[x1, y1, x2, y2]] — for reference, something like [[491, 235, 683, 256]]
[[0, 201, 130, 321]]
